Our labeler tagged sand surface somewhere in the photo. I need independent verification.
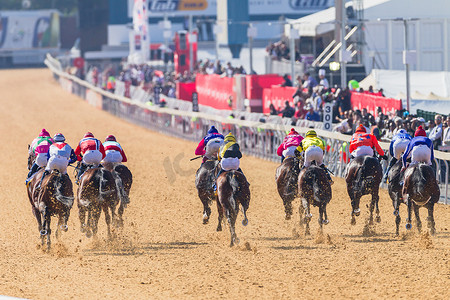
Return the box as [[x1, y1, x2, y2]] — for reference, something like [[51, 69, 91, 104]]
[[0, 69, 449, 299]]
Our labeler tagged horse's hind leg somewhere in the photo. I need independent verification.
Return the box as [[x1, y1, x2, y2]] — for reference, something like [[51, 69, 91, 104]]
[[91, 206, 102, 237], [116, 202, 124, 228], [41, 208, 51, 250], [79, 205, 87, 233], [283, 198, 293, 220], [302, 198, 311, 236], [426, 201, 436, 235], [228, 210, 238, 247], [374, 192, 381, 223], [103, 205, 112, 239], [405, 195, 412, 230], [393, 194, 401, 236], [216, 199, 224, 232], [350, 194, 361, 225], [413, 203, 422, 233], [32, 206, 43, 241]]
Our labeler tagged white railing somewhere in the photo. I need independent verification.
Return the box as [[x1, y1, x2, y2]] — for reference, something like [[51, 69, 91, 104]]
[[45, 54, 450, 204]]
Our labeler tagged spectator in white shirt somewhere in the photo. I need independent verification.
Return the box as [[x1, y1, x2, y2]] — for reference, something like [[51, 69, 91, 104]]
[[442, 117, 450, 146], [318, 69, 330, 89], [429, 114, 443, 149]]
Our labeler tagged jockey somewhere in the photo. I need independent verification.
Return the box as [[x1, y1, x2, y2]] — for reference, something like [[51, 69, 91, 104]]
[[102, 135, 127, 163], [382, 129, 412, 183], [26, 128, 53, 184], [349, 124, 387, 159], [38, 133, 77, 188], [402, 126, 434, 169], [214, 133, 244, 191], [195, 126, 224, 163], [74, 132, 106, 184], [277, 128, 304, 162], [294, 129, 333, 184]]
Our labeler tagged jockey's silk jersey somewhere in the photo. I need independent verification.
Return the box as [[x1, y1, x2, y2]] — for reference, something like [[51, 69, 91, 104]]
[[277, 134, 304, 156], [402, 136, 434, 167], [103, 141, 127, 162], [389, 130, 412, 156], [296, 136, 325, 153], [349, 132, 384, 156], [49, 142, 77, 163], [75, 137, 106, 161], [195, 132, 224, 156], [30, 136, 53, 155], [219, 135, 242, 160]]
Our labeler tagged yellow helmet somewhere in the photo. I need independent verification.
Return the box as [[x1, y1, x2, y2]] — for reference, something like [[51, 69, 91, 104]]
[[306, 130, 317, 137], [224, 133, 236, 143]]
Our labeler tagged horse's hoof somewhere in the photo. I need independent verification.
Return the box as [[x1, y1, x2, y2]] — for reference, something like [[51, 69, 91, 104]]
[[203, 218, 209, 225], [80, 225, 86, 233], [40, 230, 47, 236], [234, 237, 240, 245], [376, 216, 381, 223], [322, 219, 329, 225], [285, 214, 291, 220], [86, 231, 93, 238], [216, 226, 222, 232], [393, 210, 399, 216], [353, 208, 361, 216], [61, 225, 68, 232], [242, 219, 248, 226], [405, 223, 412, 230]]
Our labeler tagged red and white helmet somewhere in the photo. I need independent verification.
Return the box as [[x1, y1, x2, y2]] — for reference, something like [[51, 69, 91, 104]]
[[84, 132, 94, 138], [53, 133, 65, 142], [105, 135, 116, 142]]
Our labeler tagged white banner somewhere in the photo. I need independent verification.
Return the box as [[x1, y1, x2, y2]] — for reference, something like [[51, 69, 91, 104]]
[[131, 0, 149, 61]]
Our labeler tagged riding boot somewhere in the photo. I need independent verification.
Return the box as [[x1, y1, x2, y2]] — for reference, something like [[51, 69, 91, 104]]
[[383, 157, 397, 183], [25, 163, 39, 184], [281, 156, 285, 163], [320, 164, 334, 185], [76, 163, 87, 185], [37, 170, 50, 189]]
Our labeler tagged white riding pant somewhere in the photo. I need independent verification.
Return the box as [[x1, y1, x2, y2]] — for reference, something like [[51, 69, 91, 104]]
[[304, 145, 323, 167], [35, 153, 49, 168], [103, 150, 123, 163], [45, 155, 69, 174], [282, 146, 297, 158], [411, 145, 432, 165], [220, 157, 240, 171], [393, 139, 410, 159], [205, 138, 223, 159], [82, 150, 103, 166], [351, 145, 374, 158]]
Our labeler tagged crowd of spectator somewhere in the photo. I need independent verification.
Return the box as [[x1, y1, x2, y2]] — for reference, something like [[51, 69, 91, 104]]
[[266, 39, 300, 62]]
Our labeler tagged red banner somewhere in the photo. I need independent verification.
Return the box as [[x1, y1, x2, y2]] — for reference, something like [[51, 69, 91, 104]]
[[262, 86, 297, 114], [195, 74, 235, 110], [245, 74, 284, 100], [176, 82, 196, 101], [350, 92, 402, 115]]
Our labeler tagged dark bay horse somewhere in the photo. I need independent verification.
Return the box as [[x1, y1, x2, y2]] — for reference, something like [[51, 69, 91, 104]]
[[77, 167, 117, 238], [216, 170, 250, 247], [102, 162, 133, 227], [387, 160, 406, 235], [298, 164, 332, 235], [402, 163, 440, 234], [275, 157, 301, 220], [195, 159, 219, 224], [27, 169, 74, 250], [345, 155, 383, 225]]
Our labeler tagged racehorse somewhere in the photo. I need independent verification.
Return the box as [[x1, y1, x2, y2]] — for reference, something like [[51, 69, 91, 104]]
[[216, 170, 250, 247], [275, 157, 301, 220], [387, 160, 405, 235], [102, 162, 133, 227], [345, 155, 383, 225], [77, 166, 117, 238], [27, 169, 74, 250], [402, 163, 440, 235], [298, 164, 332, 235], [195, 159, 219, 224]]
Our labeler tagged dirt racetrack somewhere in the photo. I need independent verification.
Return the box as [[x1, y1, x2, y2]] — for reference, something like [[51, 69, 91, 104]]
[[0, 69, 449, 299]]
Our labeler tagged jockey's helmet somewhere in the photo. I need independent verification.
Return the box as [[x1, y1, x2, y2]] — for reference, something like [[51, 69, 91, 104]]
[[84, 132, 94, 138], [306, 130, 317, 137], [414, 125, 426, 137], [105, 135, 117, 142], [207, 126, 218, 134], [39, 128, 50, 137], [53, 133, 65, 142], [288, 128, 299, 135], [355, 124, 366, 133], [224, 133, 236, 143]]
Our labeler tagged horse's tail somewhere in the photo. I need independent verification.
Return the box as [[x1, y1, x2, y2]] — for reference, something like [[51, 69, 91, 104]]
[[355, 157, 377, 193], [54, 173, 74, 208], [98, 169, 114, 202], [112, 170, 130, 206]]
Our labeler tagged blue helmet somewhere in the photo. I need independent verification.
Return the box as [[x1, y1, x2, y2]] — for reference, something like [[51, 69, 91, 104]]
[[207, 126, 218, 134]]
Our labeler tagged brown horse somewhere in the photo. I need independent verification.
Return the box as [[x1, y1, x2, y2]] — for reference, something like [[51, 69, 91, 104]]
[[298, 164, 332, 235], [102, 162, 133, 227], [77, 166, 117, 238], [27, 169, 74, 250], [275, 157, 301, 220], [345, 155, 383, 225], [195, 159, 219, 224], [216, 170, 250, 247], [387, 159, 406, 235], [402, 163, 440, 234]]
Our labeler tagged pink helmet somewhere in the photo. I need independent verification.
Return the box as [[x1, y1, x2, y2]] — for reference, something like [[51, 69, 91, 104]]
[[84, 132, 94, 138], [39, 128, 50, 137], [105, 135, 116, 142]]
